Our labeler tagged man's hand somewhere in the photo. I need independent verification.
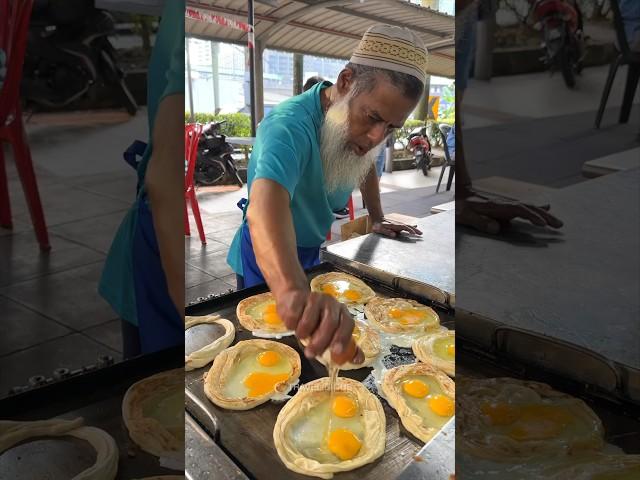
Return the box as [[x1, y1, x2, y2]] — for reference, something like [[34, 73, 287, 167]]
[[457, 193, 563, 234], [276, 289, 365, 365], [372, 219, 423, 238]]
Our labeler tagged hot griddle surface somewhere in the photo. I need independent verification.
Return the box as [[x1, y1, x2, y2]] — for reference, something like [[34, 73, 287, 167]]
[[457, 344, 640, 454], [185, 263, 455, 480], [0, 346, 183, 479]]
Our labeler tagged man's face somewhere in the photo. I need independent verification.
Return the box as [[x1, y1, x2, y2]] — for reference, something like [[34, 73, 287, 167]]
[[345, 79, 418, 156], [320, 75, 419, 194]]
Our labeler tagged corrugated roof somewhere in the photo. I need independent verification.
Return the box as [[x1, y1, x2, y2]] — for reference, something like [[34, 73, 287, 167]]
[[186, 0, 454, 78]]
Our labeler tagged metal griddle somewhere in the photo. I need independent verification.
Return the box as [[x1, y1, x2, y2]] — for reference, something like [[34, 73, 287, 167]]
[[185, 262, 455, 480], [323, 212, 455, 307], [0, 346, 184, 479], [457, 337, 640, 456]]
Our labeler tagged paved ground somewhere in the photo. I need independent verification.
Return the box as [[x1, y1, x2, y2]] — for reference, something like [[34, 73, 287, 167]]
[[0, 109, 144, 395], [462, 63, 639, 187]]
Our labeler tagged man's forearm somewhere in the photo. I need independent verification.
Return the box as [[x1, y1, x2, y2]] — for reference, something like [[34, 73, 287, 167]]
[[246, 179, 308, 298], [360, 167, 384, 223]]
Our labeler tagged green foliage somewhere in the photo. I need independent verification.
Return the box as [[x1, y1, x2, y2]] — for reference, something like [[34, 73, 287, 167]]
[[439, 83, 455, 120], [185, 112, 252, 137]]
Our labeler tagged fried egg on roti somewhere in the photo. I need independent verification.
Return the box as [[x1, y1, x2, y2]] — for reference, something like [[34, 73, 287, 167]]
[[310, 272, 376, 305], [457, 376, 604, 462], [204, 339, 301, 410]]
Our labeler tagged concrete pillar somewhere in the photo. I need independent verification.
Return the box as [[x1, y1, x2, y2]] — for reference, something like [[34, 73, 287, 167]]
[[255, 40, 265, 123], [211, 42, 220, 114], [474, 4, 496, 80]]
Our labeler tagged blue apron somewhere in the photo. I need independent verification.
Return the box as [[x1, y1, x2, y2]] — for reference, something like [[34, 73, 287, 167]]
[[125, 141, 182, 352], [237, 198, 321, 289]]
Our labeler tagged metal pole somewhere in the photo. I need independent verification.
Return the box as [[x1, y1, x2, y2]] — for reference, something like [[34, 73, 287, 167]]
[[211, 42, 220, 114], [248, 0, 257, 136], [255, 40, 265, 123], [186, 37, 195, 122], [474, 0, 496, 80], [293, 53, 303, 95]]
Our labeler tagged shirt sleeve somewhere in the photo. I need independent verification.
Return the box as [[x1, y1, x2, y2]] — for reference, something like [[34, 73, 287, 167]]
[[252, 119, 311, 199]]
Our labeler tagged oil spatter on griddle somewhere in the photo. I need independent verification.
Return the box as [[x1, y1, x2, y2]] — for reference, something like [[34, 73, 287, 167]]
[[382, 345, 416, 369]]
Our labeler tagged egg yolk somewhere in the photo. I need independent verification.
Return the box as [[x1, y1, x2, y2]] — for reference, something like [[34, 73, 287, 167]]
[[402, 379, 429, 398], [482, 403, 572, 439], [428, 394, 454, 417], [322, 284, 339, 297], [243, 372, 289, 397], [481, 403, 520, 426], [262, 303, 283, 326], [257, 350, 280, 367], [343, 289, 362, 301], [332, 395, 358, 418], [327, 429, 362, 461], [446, 343, 455, 356], [389, 307, 428, 325], [507, 405, 573, 440]]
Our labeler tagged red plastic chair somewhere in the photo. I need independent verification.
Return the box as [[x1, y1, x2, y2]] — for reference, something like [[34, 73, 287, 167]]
[[326, 195, 355, 241], [184, 123, 206, 245], [0, 0, 50, 251]]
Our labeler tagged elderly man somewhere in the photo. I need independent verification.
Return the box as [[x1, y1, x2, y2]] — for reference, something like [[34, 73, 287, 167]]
[[227, 25, 425, 365]]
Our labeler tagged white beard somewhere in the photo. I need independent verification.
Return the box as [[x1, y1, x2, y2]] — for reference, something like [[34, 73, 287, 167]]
[[320, 93, 383, 194]]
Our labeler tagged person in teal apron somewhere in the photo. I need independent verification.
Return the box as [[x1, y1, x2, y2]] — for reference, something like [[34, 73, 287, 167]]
[[99, 0, 184, 357], [227, 25, 425, 365]]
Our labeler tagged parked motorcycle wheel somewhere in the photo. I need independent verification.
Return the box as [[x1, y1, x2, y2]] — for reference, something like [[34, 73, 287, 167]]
[[421, 153, 431, 177], [100, 49, 138, 115], [224, 154, 244, 187], [559, 45, 576, 89], [195, 158, 226, 186]]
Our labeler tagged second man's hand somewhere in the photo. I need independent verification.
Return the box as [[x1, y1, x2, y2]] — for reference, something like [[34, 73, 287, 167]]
[[457, 191, 564, 234], [372, 218, 423, 238], [276, 289, 365, 365]]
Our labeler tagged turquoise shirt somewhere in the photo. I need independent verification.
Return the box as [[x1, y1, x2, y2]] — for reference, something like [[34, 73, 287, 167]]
[[227, 82, 352, 275], [99, 0, 185, 325]]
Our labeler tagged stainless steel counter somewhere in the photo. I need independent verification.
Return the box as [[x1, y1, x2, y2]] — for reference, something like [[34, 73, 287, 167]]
[[323, 211, 455, 306], [457, 168, 640, 401]]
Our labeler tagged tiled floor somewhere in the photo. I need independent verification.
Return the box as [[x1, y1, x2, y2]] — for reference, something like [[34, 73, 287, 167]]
[[0, 110, 146, 396]]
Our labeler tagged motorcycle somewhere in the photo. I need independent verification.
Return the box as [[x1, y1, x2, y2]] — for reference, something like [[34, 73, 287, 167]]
[[195, 121, 243, 187], [407, 126, 433, 176], [21, 0, 137, 114], [528, 0, 585, 89]]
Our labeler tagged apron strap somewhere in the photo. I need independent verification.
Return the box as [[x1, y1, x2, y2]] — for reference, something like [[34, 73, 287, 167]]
[[123, 140, 148, 171]]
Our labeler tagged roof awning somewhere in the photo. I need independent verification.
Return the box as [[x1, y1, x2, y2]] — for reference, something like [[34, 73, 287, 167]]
[[186, 0, 454, 78]]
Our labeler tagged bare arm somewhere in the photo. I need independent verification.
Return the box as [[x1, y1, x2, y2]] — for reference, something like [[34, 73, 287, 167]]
[[360, 165, 423, 237], [359, 166, 384, 223], [247, 178, 363, 364], [246, 178, 307, 298], [144, 94, 185, 319]]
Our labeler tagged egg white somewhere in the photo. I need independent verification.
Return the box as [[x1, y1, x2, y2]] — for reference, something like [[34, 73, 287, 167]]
[[222, 351, 293, 399], [141, 386, 184, 440], [288, 393, 365, 464], [397, 374, 453, 430], [433, 335, 455, 361]]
